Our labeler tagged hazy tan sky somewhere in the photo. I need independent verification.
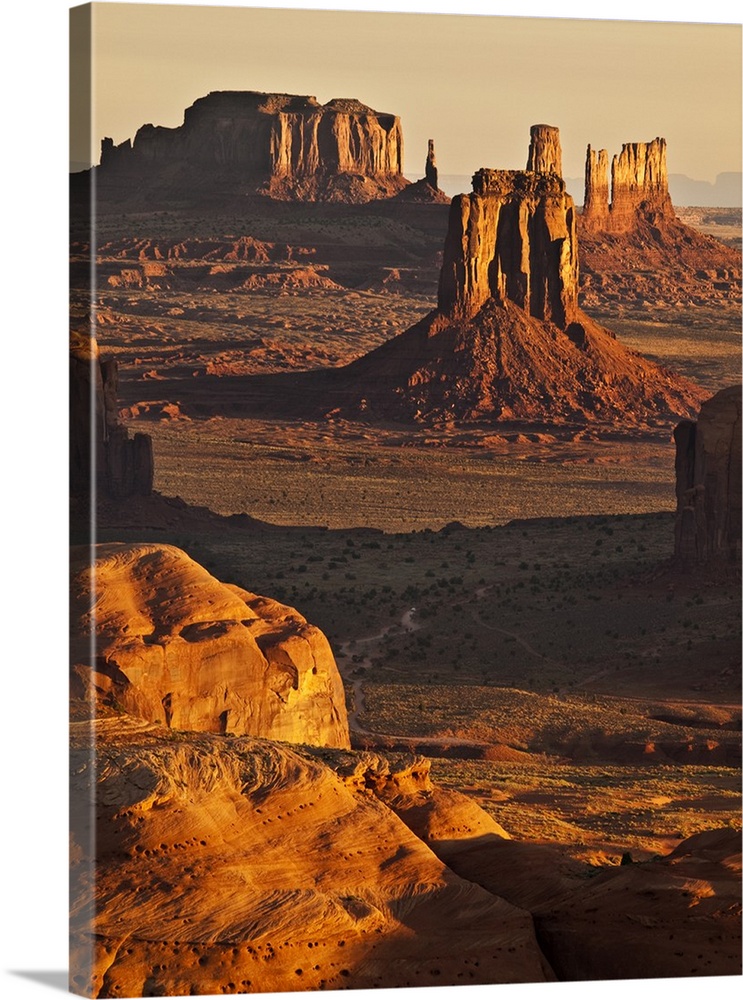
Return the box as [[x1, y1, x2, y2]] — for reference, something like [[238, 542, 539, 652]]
[[73, 1, 742, 183]]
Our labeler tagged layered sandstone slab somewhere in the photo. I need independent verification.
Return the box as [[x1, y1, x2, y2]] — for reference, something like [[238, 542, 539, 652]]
[[70, 543, 350, 748], [582, 137, 673, 233], [70, 724, 552, 997], [674, 384, 742, 571], [98, 91, 408, 203], [356, 755, 742, 981]]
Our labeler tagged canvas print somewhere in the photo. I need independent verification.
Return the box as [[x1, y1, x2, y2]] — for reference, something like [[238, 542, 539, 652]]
[[69, 2, 742, 997]]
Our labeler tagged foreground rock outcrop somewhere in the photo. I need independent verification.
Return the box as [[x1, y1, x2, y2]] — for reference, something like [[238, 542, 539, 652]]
[[674, 384, 742, 573], [70, 724, 553, 997], [95, 91, 409, 203], [70, 543, 350, 748], [70, 723, 741, 996], [367, 756, 741, 980], [327, 124, 705, 428], [70, 333, 154, 500]]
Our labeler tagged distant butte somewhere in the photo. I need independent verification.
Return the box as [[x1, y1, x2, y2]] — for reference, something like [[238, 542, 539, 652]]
[[582, 137, 673, 233], [578, 136, 741, 311], [94, 90, 410, 203]]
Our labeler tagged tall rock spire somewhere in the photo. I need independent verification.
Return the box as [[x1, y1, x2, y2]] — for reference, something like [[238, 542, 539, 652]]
[[425, 138, 439, 188], [526, 124, 563, 177]]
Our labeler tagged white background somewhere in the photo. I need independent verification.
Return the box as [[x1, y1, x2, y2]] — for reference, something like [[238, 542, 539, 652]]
[[1, 2, 740, 999]]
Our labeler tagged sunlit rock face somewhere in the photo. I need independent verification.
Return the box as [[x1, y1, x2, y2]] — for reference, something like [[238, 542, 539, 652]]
[[437, 169, 579, 327], [69, 729, 554, 997], [674, 384, 742, 573], [98, 91, 408, 203], [70, 543, 351, 748], [582, 137, 673, 233]]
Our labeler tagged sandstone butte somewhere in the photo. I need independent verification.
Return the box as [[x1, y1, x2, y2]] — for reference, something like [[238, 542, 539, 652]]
[[94, 91, 409, 203], [674, 383, 742, 573], [70, 542, 350, 748], [578, 136, 741, 311], [582, 137, 672, 234], [326, 124, 707, 427]]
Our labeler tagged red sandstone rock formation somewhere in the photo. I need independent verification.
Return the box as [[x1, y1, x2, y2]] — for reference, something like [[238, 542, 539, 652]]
[[70, 543, 351, 748], [70, 333, 154, 500], [340, 754, 742, 981], [70, 729, 553, 996], [526, 124, 563, 177], [98, 91, 408, 203], [438, 167, 578, 326], [425, 138, 438, 188], [674, 384, 741, 572], [581, 137, 673, 233], [333, 125, 705, 428]]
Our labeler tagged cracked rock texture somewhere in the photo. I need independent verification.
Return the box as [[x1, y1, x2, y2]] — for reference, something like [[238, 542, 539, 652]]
[[70, 725, 553, 997]]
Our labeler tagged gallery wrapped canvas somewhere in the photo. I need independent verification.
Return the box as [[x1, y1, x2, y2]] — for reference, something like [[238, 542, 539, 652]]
[[69, 2, 741, 997]]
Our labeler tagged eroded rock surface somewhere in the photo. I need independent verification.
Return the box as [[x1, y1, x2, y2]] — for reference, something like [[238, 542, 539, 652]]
[[578, 137, 741, 313], [674, 384, 742, 572], [535, 827, 742, 980], [70, 724, 552, 997], [97, 91, 408, 203], [526, 124, 563, 177], [582, 137, 673, 233], [70, 543, 350, 748]]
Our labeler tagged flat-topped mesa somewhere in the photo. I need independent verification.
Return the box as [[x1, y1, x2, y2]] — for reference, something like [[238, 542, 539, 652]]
[[582, 137, 673, 232], [438, 148, 579, 325], [526, 124, 563, 177], [98, 90, 407, 203]]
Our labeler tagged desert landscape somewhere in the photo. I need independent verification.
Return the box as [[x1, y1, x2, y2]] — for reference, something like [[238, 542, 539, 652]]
[[70, 8, 741, 998]]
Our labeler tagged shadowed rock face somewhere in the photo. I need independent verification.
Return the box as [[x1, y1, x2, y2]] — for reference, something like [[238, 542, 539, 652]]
[[582, 137, 673, 233], [98, 91, 408, 203], [425, 138, 439, 188], [70, 543, 350, 748], [70, 335, 154, 501], [674, 384, 742, 572]]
